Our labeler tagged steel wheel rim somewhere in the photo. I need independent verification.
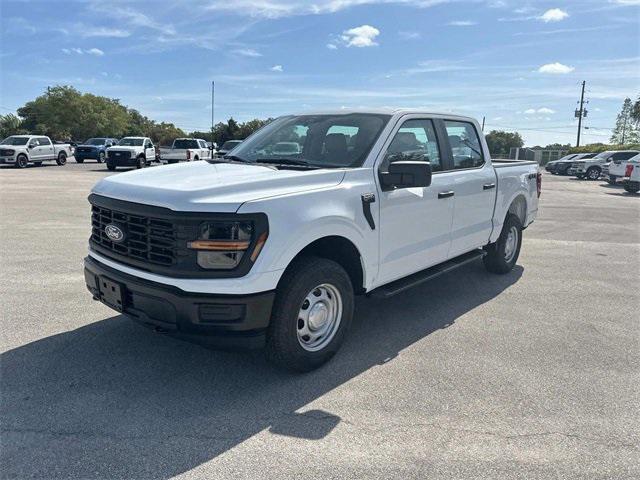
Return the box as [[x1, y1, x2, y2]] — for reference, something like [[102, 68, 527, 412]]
[[588, 169, 598, 179], [504, 226, 518, 262], [99, 152, 105, 163], [296, 283, 343, 352]]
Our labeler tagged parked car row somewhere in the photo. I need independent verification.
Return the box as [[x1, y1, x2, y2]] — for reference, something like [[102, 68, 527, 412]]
[[0, 135, 72, 168], [545, 149, 640, 193]]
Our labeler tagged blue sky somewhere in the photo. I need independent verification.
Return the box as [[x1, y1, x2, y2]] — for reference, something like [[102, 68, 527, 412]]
[[1, 0, 638, 146]]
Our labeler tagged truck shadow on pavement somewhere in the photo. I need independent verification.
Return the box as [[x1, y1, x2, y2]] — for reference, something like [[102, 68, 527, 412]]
[[1, 262, 522, 479]]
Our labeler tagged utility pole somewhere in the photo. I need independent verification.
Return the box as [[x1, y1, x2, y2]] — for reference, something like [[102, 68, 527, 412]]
[[575, 80, 586, 147], [211, 81, 215, 145]]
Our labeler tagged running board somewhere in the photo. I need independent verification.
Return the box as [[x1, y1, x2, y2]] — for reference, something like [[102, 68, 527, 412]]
[[368, 249, 486, 299]]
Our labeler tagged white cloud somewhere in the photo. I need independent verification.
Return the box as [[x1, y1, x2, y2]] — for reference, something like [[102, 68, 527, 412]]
[[539, 8, 569, 22], [524, 107, 556, 114], [270, 64, 283, 72], [610, 0, 640, 4], [81, 27, 130, 38], [233, 48, 262, 57], [538, 62, 574, 74], [61, 47, 105, 56], [447, 20, 477, 26], [326, 43, 338, 49], [341, 25, 380, 47], [399, 31, 421, 39]]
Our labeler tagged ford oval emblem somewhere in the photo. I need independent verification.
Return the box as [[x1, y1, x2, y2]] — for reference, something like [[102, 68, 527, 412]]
[[105, 224, 125, 242]]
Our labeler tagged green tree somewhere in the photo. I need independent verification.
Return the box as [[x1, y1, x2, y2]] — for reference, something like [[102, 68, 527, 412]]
[[485, 130, 524, 157], [610, 97, 640, 145], [631, 95, 640, 126], [0, 114, 26, 139]]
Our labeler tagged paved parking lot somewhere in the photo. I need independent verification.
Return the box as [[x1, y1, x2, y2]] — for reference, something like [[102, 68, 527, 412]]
[[1, 162, 639, 479]]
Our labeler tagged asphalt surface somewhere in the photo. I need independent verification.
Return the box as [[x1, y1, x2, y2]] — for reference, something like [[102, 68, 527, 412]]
[[1, 161, 639, 479]]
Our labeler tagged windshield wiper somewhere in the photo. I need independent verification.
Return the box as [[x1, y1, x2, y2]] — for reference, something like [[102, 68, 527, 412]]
[[207, 154, 251, 164], [255, 157, 319, 168]]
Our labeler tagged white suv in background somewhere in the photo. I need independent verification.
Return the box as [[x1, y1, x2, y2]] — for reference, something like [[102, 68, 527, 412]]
[[607, 151, 640, 184]]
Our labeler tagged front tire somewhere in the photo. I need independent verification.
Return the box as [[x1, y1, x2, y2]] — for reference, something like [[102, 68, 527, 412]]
[[136, 155, 146, 169], [16, 154, 28, 168], [98, 152, 105, 163], [586, 167, 600, 180], [483, 213, 522, 274], [266, 256, 354, 372], [624, 182, 640, 194], [56, 152, 67, 166], [75, 158, 84, 163]]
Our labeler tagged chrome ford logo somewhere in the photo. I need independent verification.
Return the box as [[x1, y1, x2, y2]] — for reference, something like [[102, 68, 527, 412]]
[[105, 224, 125, 242]]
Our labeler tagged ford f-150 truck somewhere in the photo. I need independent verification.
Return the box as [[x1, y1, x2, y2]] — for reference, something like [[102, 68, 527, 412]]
[[622, 154, 640, 193], [0, 135, 72, 168], [84, 110, 540, 371], [569, 150, 639, 180], [160, 138, 211, 164], [75, 137, 119, 163], [105, 137, 159, 171], [605, 150, 640, 184]]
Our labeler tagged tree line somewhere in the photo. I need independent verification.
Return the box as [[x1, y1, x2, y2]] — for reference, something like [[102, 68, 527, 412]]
[[0, 85, 270, 147]]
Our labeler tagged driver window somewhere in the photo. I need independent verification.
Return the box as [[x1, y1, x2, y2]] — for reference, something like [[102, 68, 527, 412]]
[[29, 139, 39, 147], [382, 119, 441, 172]]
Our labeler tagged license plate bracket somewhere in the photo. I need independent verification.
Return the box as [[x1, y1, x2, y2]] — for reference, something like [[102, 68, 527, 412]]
[[98, 276, 125, 312]]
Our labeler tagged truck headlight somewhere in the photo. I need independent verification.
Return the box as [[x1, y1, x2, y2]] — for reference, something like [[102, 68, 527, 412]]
[[188, 220, 268, 270]]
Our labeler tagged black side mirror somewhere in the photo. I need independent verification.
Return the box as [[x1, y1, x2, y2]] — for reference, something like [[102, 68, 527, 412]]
[[379, 161, 432, 191]]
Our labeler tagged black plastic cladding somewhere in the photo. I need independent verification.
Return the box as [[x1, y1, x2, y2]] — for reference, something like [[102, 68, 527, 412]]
[[88, 194, 269, 279]]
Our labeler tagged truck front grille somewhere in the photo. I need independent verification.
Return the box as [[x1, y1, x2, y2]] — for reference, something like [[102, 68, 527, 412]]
[[108, 150, 132, 160], [77, 147, 94, 154], [91, 204, 177, 266]]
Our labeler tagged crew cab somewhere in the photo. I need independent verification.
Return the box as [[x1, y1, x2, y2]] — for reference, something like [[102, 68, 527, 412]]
[[75, 138, 119, 163], [606, 150, 640, 184], [0, 135, 72, 168], [569, 150, 639, 180], [161, 138, 211, 164], [622, 154, 640, 193], [84, 110, 540, 371], [105, 137, 159, 171]]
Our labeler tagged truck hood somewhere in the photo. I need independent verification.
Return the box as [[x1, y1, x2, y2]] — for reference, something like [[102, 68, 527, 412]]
[[91, 161, 346, 212]]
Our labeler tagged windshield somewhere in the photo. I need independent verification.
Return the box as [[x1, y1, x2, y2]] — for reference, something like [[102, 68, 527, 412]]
[[556, 154, 576, 161], [221, 140, 242, 150], [173, 139, 199, 149], [1, 136, 29, 146], [592, 152, 612, 160], [225, 113, 391, 168], [118, 138, 144, 146], [85, 138, 106, 146]]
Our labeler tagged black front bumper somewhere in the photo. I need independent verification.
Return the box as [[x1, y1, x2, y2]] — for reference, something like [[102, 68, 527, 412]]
[[84, 256, 275, 349]]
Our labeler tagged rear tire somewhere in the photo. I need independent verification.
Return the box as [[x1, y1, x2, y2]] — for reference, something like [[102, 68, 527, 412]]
[[266, 256, 354, 372], [56, 152, 67, 166], [98, 152, 105, 163], [34, 162, 42, 167], [16, 154, 28, 168], [624, 182, 640, 194], [483, 213, 522, 274]]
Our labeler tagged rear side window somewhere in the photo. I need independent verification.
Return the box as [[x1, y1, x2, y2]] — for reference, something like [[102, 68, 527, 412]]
[[37, 137, 51, 146], [615, 152, 638, 161], [444, 120, 484, 169], [382, 119, 442, 172]]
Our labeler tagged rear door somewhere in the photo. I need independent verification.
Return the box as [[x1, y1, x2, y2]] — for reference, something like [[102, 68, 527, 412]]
[[439, 119, 496, 258], [376, 116, 455, 285]]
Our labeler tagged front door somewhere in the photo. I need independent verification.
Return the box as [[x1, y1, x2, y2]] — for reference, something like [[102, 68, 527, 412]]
[[376, 117, 455, 286], [145, 140, 155, 161]]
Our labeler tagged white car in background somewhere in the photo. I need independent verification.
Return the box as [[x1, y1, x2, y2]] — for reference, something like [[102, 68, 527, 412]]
[[607, 151, 640, 185], [0, 135, 72, 168], [161, 138, 211, 164], [622, 154, 640, 193], [570, 150, 639, 180], [105, 137, 159, 171]]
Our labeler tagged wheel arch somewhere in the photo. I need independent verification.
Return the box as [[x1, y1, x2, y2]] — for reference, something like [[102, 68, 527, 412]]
[[278, 235, 366, 295], [507, 194, 527, 226]]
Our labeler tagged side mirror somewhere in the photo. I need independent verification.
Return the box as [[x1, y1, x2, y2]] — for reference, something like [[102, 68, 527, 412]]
[[28, 143, 35, 149], [379, 161, 432, 191]]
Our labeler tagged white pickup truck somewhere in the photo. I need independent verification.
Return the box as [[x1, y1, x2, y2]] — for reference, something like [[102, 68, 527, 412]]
[[84, 110, 540, 371], [105, 137, 159, 171], [0, 135, 72, 168], [622, 154, 640, 193], [160, 138, 212, 164]]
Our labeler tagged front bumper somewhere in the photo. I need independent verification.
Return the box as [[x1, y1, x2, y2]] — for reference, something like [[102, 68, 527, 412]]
[[84, 256, 275, 349], [0, 156, 16, 164], [76, 151, 99, 160]]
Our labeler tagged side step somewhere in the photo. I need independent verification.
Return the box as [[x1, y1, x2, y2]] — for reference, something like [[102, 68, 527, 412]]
[[368, 249, 486, 299]]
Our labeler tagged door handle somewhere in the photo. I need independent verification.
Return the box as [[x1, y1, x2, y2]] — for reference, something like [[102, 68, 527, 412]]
[[483, 183, 496, 190], [438, 191, 455, 199]]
